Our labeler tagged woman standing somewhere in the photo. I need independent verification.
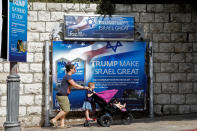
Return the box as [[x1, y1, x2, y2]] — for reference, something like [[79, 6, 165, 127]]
[[50, 63, 89, 128]]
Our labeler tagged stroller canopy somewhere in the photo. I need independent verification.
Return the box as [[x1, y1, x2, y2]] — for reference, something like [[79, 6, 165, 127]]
[[95, 89, 118, 103]]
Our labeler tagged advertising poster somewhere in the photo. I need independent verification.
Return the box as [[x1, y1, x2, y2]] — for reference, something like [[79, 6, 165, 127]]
[[64, 15, 134, 41], [52, 41, 147, 111], [8, 0, 28, 62]]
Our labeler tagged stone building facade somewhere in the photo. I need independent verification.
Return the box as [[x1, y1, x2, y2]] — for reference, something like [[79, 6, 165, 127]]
[[0, 2, 197, 127]]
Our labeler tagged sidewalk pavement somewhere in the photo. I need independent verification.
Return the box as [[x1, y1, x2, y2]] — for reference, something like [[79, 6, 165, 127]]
[[2, 114, 197, 131]]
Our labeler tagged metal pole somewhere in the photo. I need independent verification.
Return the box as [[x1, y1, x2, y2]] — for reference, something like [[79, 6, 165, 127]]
[[149, 42, 154, 118], [0, 0, 2, 57], [4, 62, 21, 131], [44, 41, 50, 126]]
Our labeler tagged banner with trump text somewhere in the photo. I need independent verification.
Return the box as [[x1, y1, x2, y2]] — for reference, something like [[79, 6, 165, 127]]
[[52, 41, 147, 111]]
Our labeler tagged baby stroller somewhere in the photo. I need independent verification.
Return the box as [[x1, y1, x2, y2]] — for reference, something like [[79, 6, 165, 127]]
[[84, 89, 133, 127]]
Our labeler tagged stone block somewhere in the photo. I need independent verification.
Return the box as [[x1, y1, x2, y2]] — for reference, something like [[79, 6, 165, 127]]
[[62, 3, 79, 12], [162, 83, 178, 93], [156, 94, 170, 104], [28, 11, 37, 21], [156, 73, 171, 82], [0, 73, 9, 83], [153, 63, 161, 72], [192, 53, 197, 62], [191, 105, 197, 113], [163, 105, 177, 115], [164, 23, 181, 32], [34, 53, 44, 62], [150, 23, 163, 32], [19, 73, 33, 84], [153, 33, 171, 42], [0, 107, 6, 117], [171, 94, 185, 104], [189, 33, 197, 42], [1, 96, 6, 106], [0, 84, 6, 96], [27, 32, 39, 41], [193, 43, 197, 52], [20, 84, 24, 95], [34, 73, 43, 82], [186, 53, 192, 62], [187, 73, 197, 82], [33, 2, 46, 11], [192, 13, 197, 22], [171, 73, 186, 82], [153, 42, 159, 52], [155, 13, 169, 22], [27, 53, 34, 62], [30, 64, 43, 73], [179, 83, 193, 93], [179, 63, 193, 72], [28, 22, 45, 32], [154, 83, 162, 94], [20, 95, 34, 106], [147, 4, 164, 12], [140, 13, 154, 22], [35, 95, 43, 105], [161, 63, 178, 72], [28, 2, 33, 10], [4, 63, 10, 72], [27, 106, 42, 115], [175, 43, 192, 53], [133, 4, 146, 12], [115, 4, 132, 13], [171, 13, 191, 22], [47, 3, 62, 11], [46, 22, 61, 33], [171, 53, 185, 62], [20, 116, 42, 127], [186, 94, 197, 104], [40, 33, 50, 41], [24, 83, 42, 94], [38, 11, 50, 21], [178, 105, 190, 114], [182, 23, 196, 32], [79, 4, 97, 12], [19, 106, 26, 116], [154, 105, 162, 115], [0, 63, 3, 72], [28, 42, 44, 53], [154, 53, 170, 62], [159, 43, 174, 52], [51, 12, 64, 22], [18, 63, 29, 73], [195, 64, 197, 72], [164, 4, 180, 12], [171, 33, 187, 43]]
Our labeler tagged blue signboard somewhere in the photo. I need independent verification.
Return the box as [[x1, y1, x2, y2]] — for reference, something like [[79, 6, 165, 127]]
[[52, 41, 147, 111], [8, 0, 28, 62], [64, 15, 134, 41]]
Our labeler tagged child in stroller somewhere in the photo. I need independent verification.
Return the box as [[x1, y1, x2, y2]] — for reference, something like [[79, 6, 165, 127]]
[[84, 89, 133, 127], [112, 99, 126, 112]]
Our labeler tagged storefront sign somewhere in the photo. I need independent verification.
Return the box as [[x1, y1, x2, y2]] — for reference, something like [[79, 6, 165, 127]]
[[52, 41, 147, 111], [64, 15, 134, 41]]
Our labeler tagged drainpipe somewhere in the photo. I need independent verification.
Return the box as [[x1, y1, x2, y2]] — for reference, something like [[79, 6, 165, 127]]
[[149, 42, 154, 118], [44, 41, 50, 126]]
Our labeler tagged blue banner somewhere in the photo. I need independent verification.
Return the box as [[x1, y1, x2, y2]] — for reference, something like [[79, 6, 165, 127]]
[[64, 15, 134, 41], [8, 0, 28, 62], [52, 41, 147, 111]]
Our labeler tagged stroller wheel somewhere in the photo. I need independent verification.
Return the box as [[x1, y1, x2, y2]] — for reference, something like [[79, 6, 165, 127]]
[[84, 121, 91, 127], [122, 113, 133, 125], [99, 114, 112, 127]]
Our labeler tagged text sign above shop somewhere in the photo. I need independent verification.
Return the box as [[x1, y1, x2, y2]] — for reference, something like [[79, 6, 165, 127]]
[[64, 15, 134, 41]]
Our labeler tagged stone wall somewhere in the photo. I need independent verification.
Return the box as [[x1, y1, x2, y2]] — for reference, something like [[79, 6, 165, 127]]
[[0, 3, 197, 127]]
